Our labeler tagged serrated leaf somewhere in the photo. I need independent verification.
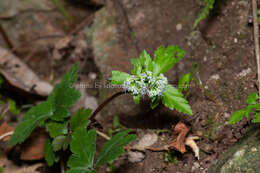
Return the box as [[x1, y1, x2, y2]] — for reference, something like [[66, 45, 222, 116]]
[[44, 139, 59, 166], [252, 113, 260, 123], [245, 105, 253, 118], [131, 58, 142, 75], [8, 101, 53, 146], [178, 73, 191, 93], [246, 92, 258, 105], [253, 103, 260, 111], [229, 109, 246, 125], [162, 85, 192, 115], [95, 130, 137, 167], [52, 135, 67, 151], [139, 50, 153, 71], [47, 64, 81, 121], [193, 0, 215, 28], [153, 46, 185, 76], [133, 95, 140, 104], [67, 128, 96, 173], [46, 122, 68, 138], [111, 71, 131, 85], [70, 108, 92, 132]]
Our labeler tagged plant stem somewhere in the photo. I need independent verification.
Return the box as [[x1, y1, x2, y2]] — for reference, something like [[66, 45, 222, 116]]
[[90, 91, 127, 121], [252, 0, 260, 97]]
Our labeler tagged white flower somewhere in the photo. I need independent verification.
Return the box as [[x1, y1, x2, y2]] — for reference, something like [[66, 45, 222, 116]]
[[122, 71, 168, 98]]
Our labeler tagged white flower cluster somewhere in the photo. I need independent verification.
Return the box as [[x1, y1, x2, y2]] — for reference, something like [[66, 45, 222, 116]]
[[122, 71, 168, 98]]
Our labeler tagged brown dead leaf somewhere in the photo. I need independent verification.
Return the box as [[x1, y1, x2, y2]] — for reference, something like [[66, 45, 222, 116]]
[[185, 135, 200, 159], [20, 128, 48, 161], [0, 154, 42, 173], [168, 121, 189, 153], [53, 36, 73, 60], [0, 47, 53, 96], [0, 122, 14, 142]]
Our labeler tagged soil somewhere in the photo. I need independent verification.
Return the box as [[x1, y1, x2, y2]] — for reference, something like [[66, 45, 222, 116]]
[[0, 0, 258, 173]]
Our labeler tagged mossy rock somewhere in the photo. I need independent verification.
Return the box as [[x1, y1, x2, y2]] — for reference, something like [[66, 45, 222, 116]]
[[209, 124, 260, 173]]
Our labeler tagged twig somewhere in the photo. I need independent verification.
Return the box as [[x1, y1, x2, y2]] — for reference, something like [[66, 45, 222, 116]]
[[96, 130, 110, 140], [0, 24, 14, 49], [89, 91, 127, 121], [124, 146, 169, 152], [252, 0, 260, 97], [0, 131, 14, 141], [68, 14, 94, 36]]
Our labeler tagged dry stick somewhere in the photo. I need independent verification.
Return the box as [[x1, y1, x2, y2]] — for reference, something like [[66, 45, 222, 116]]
[[89, 91, 127, 121], [0, 131, 14, 141], [96, 130, 110, 140], [68, 14, 94, 36], [252, 0, 260, 97]]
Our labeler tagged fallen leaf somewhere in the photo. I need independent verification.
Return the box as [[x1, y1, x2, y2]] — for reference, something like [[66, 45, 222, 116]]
[[0, 154, 42, 173], [185, 135, 200, 159], [20, 128, 48, 161], [0, 122, 14, 142], [168, 122, 189, 153], [0, 47, 53, 96], [53, 36, 73, 60]]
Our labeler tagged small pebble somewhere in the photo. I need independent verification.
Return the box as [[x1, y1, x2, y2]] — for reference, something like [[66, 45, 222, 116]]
[[176, 23, 182, 31], [234, 38, 238, 43]]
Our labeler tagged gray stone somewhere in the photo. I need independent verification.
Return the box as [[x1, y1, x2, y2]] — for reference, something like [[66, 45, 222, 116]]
[[209, 125, 260, 173]]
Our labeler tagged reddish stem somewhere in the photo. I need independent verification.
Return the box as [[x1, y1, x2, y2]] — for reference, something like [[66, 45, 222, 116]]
[[90, 91, 127, 121]]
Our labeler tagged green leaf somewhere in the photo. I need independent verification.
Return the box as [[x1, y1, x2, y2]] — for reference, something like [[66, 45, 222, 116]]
[[162, 85, 192, 115], [70, 108, 92, 132], [111, 71, 131, 85], [0, 75, 4, 85], [113, 116, 120, 129], [245, 105, 253, 118], [48, 64, 81, 121], [229, 109, 246, 125], [131, 58, 142, 75], [139, 50, 153, 71], [153, 46, 185, 76], [52, 135, 67, 151], [8, 99, 20, 115], [252, 113, 260, 123], [253, 103, 260, 111], [193, 0, 215, 28], [46, 122, 68, 138], [133, 95, 140, 104], [246, 92, 258, 105], [8, 101, 53, 146], [178, 73, 191, 93], [44, 139, 58, 166], [67, 128, 96, 173], [150, 97, 160, 109], [95, 130, 137, 167]]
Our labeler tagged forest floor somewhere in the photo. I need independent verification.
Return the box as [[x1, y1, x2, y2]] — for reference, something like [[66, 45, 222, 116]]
[[0, 0, 258, 173]]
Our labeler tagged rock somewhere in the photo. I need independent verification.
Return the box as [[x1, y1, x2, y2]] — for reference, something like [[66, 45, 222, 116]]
[[192, 162, 200, 171], [128, 151, 145, 163], [128, 133, 158, 163], [176, 23, 182, 31], [0, 0, 53, 18], [208, 125, 260, 173], [86, 4, 140, 126]]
